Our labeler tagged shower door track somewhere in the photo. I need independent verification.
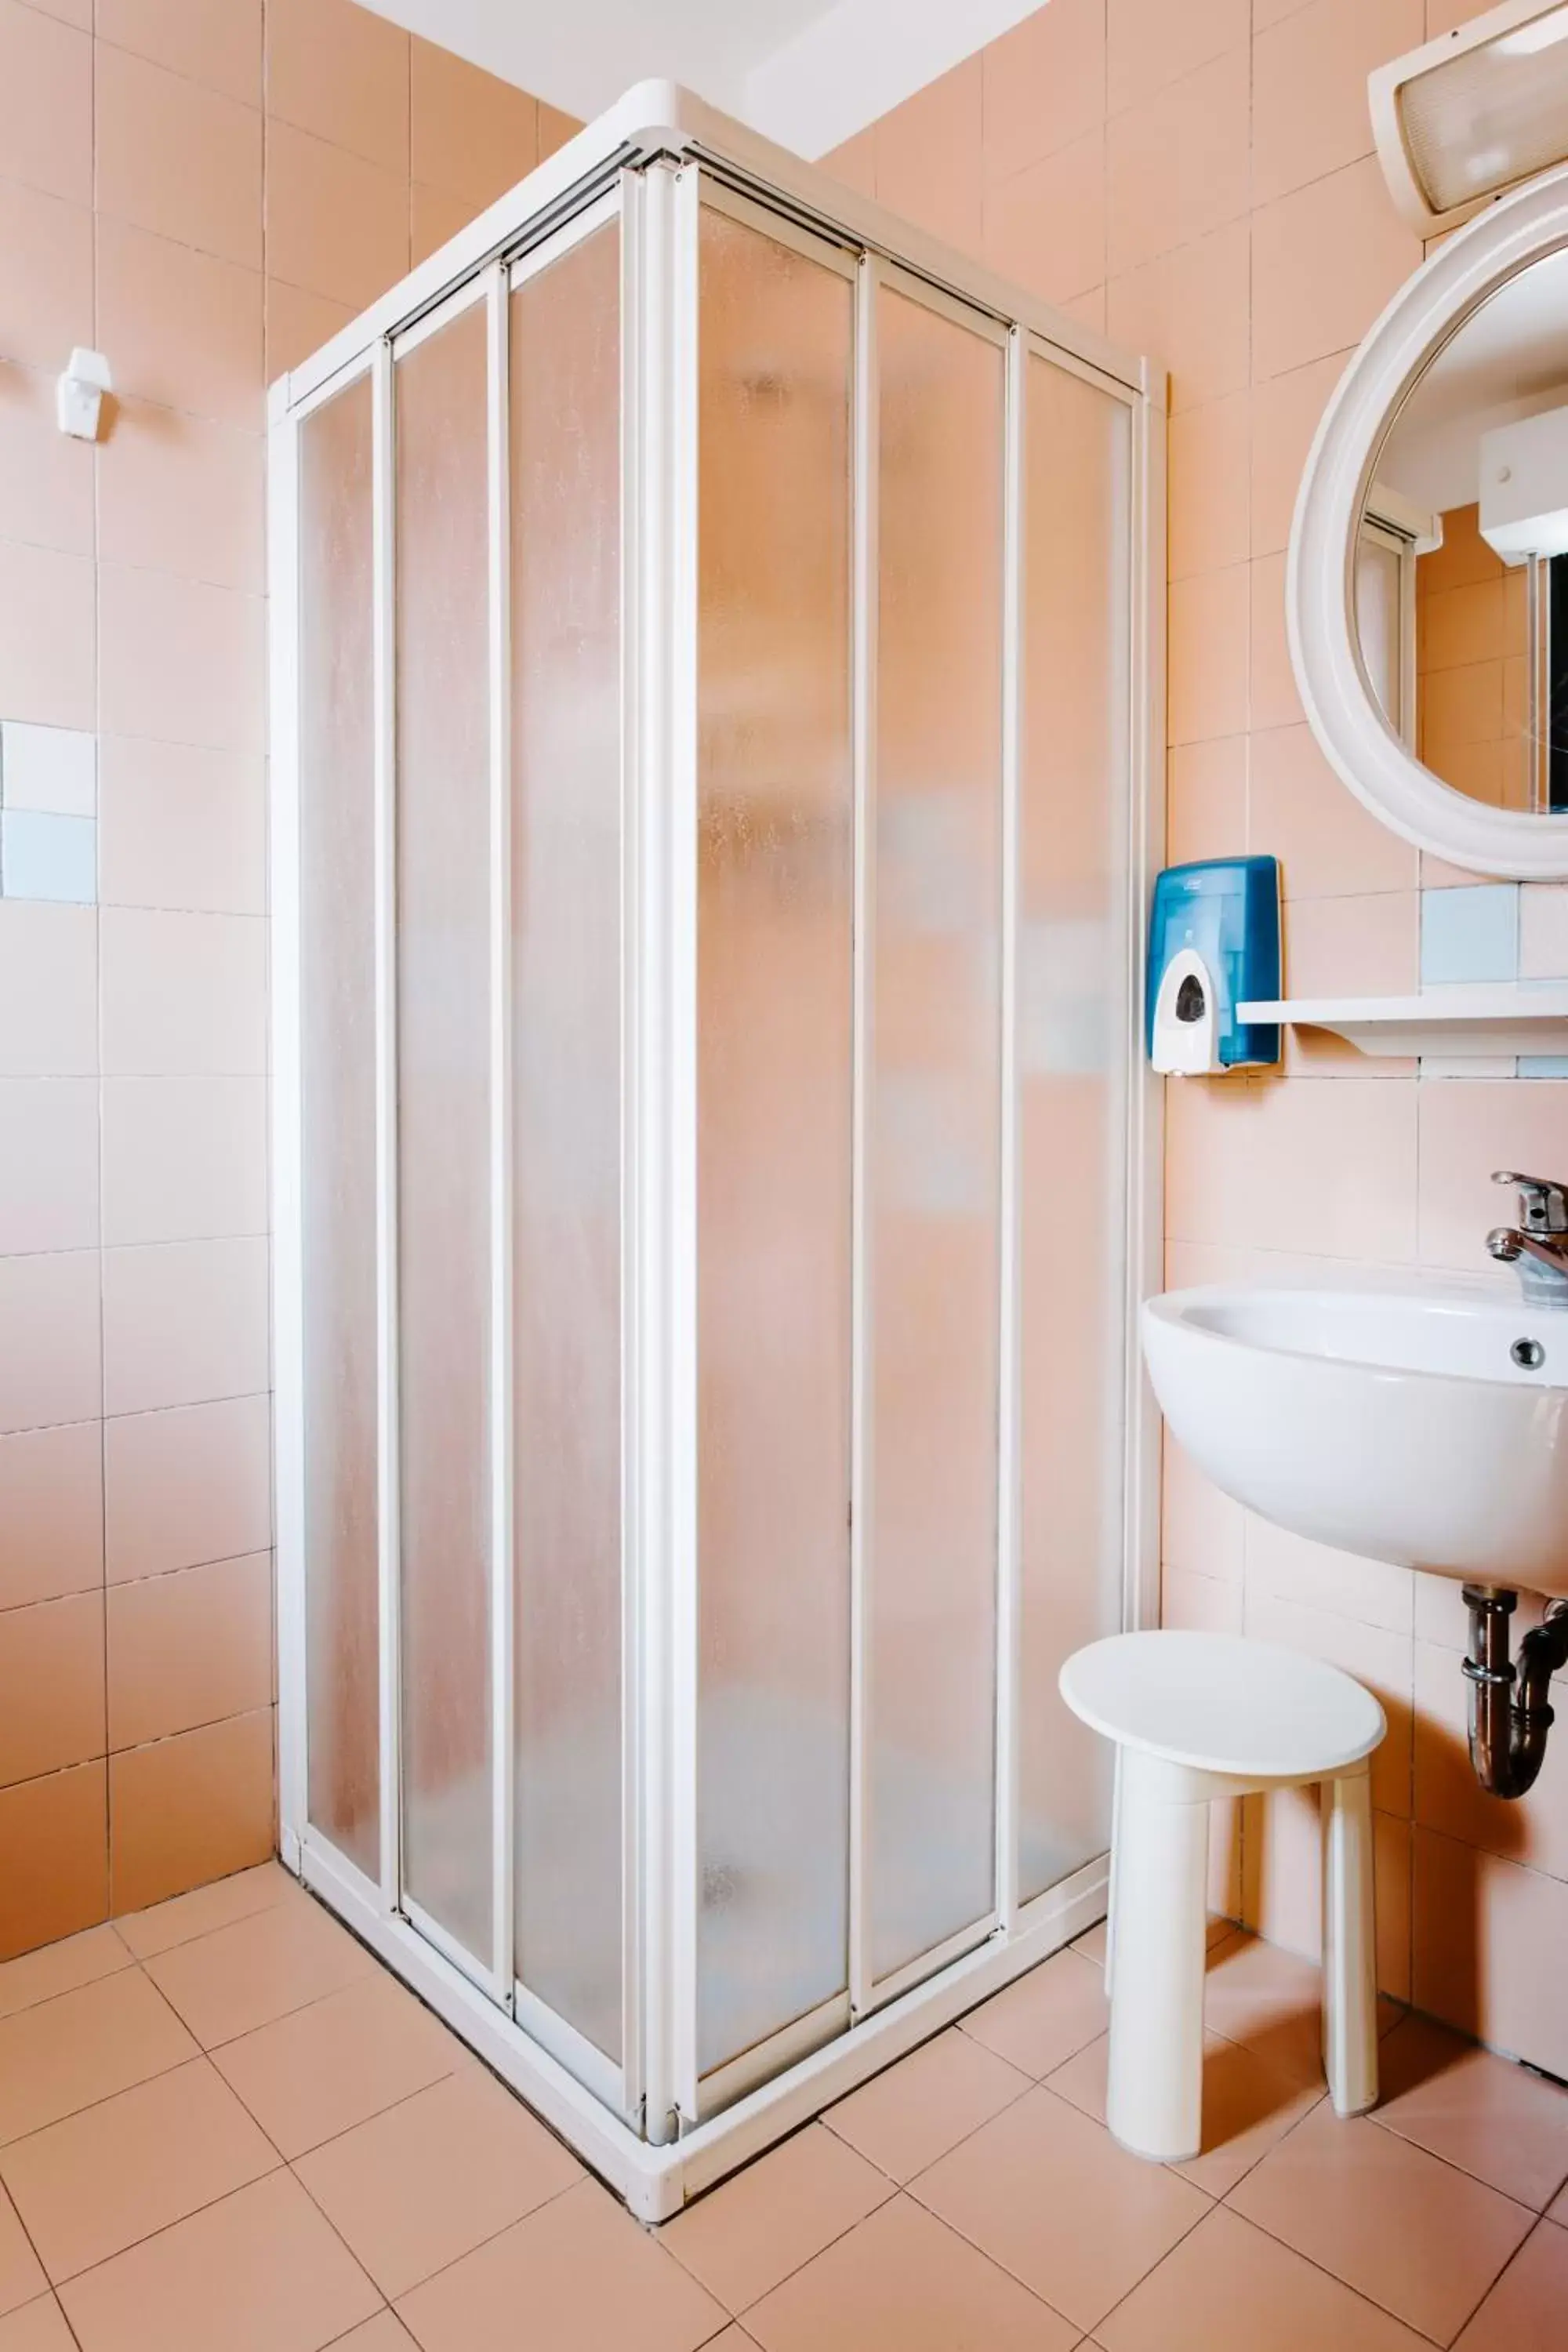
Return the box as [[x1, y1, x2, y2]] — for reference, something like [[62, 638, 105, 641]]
[[296, 1830, 1109, 2219]]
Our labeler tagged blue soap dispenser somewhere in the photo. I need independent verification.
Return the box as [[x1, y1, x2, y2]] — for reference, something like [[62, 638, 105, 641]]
[[1146, 857, 1281, 1075]]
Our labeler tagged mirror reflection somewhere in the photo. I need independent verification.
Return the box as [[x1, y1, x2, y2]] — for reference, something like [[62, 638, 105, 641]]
[[1357, 245, 1568, 813]]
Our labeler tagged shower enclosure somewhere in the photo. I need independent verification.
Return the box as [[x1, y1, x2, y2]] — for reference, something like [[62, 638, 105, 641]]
[[269, 82, 1164, 2218]]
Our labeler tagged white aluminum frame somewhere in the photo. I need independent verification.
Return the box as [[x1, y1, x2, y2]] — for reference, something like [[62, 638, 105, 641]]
[[1288, 158, 1568, 877], [484, 256, 515, 2008], [1354, 517, 1419, 753], [370, 341, 399, 1918], [267, 354, 306, 1867], [664, 155, 701, 2138], [996, 321, 1026, 1944], [269, 79, 1166, 2223], [847, 241, 877, 2029]]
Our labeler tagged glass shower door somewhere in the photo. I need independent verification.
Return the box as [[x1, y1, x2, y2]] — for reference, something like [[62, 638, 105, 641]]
[[368, 198, 635, 2058], [693, 193, 857, 2092], [866, 277, 1006, 1996], [393, 285, 499, 1983], [299, 369, 381, 1885], [510, 209, 627, 2081], [282, 145, 1149, 2176], [1016, 350, 1133, 1902]]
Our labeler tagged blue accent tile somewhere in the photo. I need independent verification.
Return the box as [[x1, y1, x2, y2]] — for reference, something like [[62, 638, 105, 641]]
[[1420, 884, 1519, 985], [1, 811, 96, 904], [0, 721, 96, 816], [1519, 1055, 1568, 1078]]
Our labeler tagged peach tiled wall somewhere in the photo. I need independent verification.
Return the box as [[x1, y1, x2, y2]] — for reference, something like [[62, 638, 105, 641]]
[[1416, 503, 1532, 810], [0, 0, 575, 1959], [824, 0, 1568, 2079]]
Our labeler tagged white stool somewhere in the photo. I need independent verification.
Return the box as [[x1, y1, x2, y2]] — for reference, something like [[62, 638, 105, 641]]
[[1059, 1629, 1385, 2164]]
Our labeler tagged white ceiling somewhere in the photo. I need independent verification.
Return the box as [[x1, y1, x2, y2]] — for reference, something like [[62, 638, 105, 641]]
[[360, 0, 1046, 158]]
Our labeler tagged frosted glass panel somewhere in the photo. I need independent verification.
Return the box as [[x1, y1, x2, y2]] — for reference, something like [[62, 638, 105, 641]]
[[510, 223, 624, 2063], [394, 299, 495, 1967], [869, 286, 1004, 1985], [299, 373, 379, 1879], [1356, 529, 1403, 739], [1017, 354, 1131, 1903], [695, 204, 855, 2076]]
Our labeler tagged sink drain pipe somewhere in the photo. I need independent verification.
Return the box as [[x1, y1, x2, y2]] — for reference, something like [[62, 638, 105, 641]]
[[1463, 1586, 1568, 1798]]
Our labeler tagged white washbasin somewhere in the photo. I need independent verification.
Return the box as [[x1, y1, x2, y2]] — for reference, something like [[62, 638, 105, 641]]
[[1142, 1278, 1568, 1598]]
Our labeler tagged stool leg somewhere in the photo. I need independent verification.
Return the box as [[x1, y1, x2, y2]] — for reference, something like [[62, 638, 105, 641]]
[[1105, 1749, 1209, 2162], [1322, 1766, 1378, 2117], [1104, 1747, 1123, 1997]]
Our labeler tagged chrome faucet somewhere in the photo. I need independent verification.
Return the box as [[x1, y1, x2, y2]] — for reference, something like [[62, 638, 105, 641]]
[[1486, 1171, 1568, 1298]]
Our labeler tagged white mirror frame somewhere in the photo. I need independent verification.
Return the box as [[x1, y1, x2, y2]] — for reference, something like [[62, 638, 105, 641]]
[[1288, 159, 1568, 879]]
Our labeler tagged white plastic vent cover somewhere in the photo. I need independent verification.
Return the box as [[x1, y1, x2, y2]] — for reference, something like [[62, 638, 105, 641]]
[[1370, 0, 1568, 234]]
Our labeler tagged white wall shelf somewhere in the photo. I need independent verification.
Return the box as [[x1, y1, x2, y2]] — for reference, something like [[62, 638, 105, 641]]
[[1236, 986, 1568, 1058]]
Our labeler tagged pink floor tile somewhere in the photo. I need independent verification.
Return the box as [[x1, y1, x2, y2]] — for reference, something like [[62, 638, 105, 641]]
[[661, 2122, 892, 2311], [1096, 2202, 1432, 2352], [825, 2025, 1031, 2184], [396, 2177, 726, 2352], [1372, 2015, 1568, 2212], [0, 2055, 277, 2280], [210, 1971, 463, 2157], [57, 2169, 381, 2352], [292, 2064, 581, 2301], [113, 1860, 301, 1963], [959, 1947, 1109, 2078], [141, 1890, 376, 2047], [0, 2189, 45, 2320], [0, 2300, 77, 2351], [1452, 2216, 1568, 2350], [0, 1971, 197, 2146], [0, 1929, 133, 2024], [910, 2082, 1210, 2332], [743, 2192, 1077, 2352], [326, 2321, 420, 2351], [1229, 2096, 1536, 2342]]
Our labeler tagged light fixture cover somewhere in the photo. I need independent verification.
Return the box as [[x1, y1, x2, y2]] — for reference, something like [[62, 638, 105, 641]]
[[1370, 0, 1568, 234]]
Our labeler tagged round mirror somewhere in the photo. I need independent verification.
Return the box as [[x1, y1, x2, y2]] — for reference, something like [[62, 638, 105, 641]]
[[1290, 165, 1568, 876], [1360, 249, 1568, 814]]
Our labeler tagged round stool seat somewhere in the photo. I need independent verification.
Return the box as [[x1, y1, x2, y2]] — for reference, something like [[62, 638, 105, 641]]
[[1059, 1628, 1387, 2165], [1060, 1628, 1385, 1784]]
